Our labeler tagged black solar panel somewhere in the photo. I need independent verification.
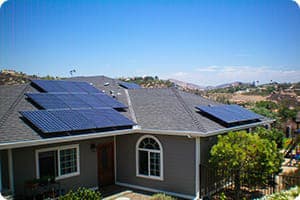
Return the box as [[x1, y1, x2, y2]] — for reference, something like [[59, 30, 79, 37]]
[[20, 110, 71, 133], [119, 82, 141, 89], [196, 104, 262, 124]]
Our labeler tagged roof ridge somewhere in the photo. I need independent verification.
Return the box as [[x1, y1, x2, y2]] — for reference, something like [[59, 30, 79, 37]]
[[171, 88, 207, 132], [124, 89, 138, 124], [0, 83, 30, 128]]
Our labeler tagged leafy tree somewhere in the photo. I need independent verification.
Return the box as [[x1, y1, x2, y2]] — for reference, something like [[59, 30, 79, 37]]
[[278, 105, 297, 120], [255, 127, 284, 148], [255, 101, 278, 110], [251, 106, 278, 120], [210, 131, 283, 199]]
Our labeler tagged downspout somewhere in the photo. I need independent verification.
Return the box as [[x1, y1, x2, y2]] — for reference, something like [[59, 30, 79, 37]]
[[8, 149, 14, 195], [0, 152, 2, 193], [195, 137, 200, 200]]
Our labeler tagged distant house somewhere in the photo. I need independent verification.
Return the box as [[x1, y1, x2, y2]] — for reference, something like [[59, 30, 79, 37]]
[[0, 76, 273, 200]]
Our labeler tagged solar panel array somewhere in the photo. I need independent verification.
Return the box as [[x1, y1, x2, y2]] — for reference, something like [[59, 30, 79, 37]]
[[26, 93, 127, 109], [20, 80, 134, 134], [21, 108, 135, 133], [32, 80, 101, 93], [119, 82, 141, 89], [196, 104, 262, 125]]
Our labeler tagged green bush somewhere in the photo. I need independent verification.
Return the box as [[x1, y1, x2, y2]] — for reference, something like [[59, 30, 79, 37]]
[[151, 193, 176, 200], [261, 186, 300, 200], [59, 187, 102, 200]]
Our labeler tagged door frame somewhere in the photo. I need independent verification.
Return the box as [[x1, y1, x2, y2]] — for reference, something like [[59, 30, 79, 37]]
[[97, 141, 115, 187]]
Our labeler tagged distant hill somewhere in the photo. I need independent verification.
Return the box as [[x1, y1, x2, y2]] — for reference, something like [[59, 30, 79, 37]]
[[168, 79, 206, 91], [0, 69, 58, 85], [118, 76, 173, 88], [214, 81, 252, 89]]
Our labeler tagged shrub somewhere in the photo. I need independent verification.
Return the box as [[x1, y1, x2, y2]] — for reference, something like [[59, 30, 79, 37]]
[[151, 193, 176, 200], [261, 186, 300, 200], [59, 187, 102, 200]]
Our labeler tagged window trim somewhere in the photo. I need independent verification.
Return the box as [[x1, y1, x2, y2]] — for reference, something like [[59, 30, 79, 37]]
[[136, 135, 163, 181], [35, 144, 80, 180]]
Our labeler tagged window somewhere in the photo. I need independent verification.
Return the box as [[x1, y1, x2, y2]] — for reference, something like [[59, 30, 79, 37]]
[[136, 135, 163, 180], [36, 144, 80, 180]]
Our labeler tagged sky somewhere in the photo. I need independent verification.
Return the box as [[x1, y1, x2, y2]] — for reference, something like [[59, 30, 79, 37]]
[[0, 0, 299, 86]]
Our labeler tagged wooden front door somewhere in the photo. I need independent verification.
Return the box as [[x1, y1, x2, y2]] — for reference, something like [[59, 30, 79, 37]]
[[97, 142, 115, 187]]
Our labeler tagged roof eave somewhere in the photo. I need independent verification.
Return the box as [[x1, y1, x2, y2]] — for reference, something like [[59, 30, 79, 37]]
[[0, 119, 275, 150], [0, 129, 133, 150]]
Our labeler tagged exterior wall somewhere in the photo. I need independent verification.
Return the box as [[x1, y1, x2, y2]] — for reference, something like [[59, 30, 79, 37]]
[[200, 136, 217, 165], [116, 133, 196, 197], [12, 137, 113, 196]]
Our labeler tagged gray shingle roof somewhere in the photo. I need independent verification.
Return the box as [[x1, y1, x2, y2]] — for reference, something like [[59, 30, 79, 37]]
[[128, 88, 224, 132], [0, 76, 269, 144]]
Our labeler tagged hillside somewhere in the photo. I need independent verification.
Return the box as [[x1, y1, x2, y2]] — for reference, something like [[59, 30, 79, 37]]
[[0, 69, 59, 85]]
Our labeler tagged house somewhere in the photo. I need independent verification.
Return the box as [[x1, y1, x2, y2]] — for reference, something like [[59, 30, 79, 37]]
[[0, 76, 273, 200]]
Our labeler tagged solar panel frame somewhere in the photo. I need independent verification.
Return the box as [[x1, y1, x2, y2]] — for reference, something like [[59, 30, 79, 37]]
[[20, 110, 71, 133]]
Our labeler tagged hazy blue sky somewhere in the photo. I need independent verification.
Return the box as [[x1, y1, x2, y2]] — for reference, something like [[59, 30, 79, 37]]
[[0, 0, 299, 86]]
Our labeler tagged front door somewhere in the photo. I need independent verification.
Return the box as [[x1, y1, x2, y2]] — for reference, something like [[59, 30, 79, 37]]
[[97, 142, 115, 187]]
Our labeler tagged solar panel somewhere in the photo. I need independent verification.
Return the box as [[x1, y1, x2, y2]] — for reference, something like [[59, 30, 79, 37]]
[[26, 93, 69, 109], [31, 80, 102, 94], [75, 82, 102, 93], [21, 108, 135, 133], [93, 93, 127, 109], [95, 108, 135, 126], [76, 109, 116, 128], [119, 82, 141, 89], [74, 94, 108, 108], [31, 80, 65, 93], [56, 81, 86, 93], [196, 104, 262, 124], [49, 110, 96, 130], [55, 94, 91, 109], [20, 110, 71, 133]]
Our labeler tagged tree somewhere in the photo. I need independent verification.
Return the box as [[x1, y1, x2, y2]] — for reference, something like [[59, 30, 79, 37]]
[[210, 131, 283, 199], [255, 127, 284, 148]]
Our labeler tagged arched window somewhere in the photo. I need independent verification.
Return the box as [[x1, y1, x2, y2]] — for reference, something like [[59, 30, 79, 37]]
[[136, 135, 163, 180]]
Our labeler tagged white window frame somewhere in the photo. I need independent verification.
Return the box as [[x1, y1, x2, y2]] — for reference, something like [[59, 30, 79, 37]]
[[136, 135, 163, 181], [35, 144, 80, 180]]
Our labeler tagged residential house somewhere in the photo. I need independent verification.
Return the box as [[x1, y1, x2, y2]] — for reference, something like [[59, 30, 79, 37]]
[[0, 76, 273, 199]]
